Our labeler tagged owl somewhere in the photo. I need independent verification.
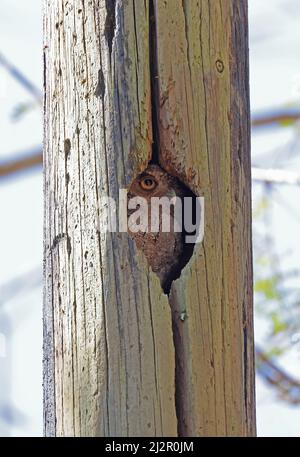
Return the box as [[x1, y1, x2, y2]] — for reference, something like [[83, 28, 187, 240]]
[[127, 164, 195, 294]]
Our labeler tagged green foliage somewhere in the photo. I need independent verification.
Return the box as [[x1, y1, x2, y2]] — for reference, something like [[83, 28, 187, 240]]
[[253, 193, 300, 365], [255, 277, 281, 301], [270, 312, 287, 335]]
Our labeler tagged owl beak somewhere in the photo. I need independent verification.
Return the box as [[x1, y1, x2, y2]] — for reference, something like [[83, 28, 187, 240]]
[[165, 189, 177, 199]]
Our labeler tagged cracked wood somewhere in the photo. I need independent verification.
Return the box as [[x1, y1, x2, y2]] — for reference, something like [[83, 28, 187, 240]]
[[44, 0, 255, 437]]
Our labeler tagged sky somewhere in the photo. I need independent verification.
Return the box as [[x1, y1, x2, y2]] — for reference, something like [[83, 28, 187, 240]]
[[0, 0, 43, 437], [0, 0, 300, 437], [249, 0, 300, 436]]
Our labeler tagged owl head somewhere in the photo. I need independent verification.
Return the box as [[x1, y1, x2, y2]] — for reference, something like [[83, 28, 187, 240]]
[[128, 164, 178, 200]]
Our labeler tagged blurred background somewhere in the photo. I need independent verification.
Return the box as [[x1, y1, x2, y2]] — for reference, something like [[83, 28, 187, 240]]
[[1, 0, 300, 437]]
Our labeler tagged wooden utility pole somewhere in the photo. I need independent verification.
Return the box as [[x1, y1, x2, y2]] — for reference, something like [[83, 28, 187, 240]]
[[44, 0, 255, 436]]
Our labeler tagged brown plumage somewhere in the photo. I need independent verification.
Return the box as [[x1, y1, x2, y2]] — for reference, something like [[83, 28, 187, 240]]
[[127, 164, 194, 293]]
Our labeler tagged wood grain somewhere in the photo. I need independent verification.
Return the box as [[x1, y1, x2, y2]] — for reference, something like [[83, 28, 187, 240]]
[[44, 0, 255, 436], [152, 0, 255, 436]]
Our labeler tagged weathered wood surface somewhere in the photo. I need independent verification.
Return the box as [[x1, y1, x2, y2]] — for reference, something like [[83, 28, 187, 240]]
[[153, 1, 255, 436], [44, 0, 255, 436]]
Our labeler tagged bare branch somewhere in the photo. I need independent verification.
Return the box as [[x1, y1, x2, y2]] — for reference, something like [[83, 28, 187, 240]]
[[252, 109, 300, 128], [252, 167, 300, 186], [256, 346, 300, 405], [0, 52, 42, 104], [0, 149, 42, 179]]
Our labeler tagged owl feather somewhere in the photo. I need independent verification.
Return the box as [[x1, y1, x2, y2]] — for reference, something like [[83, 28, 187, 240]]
[[127, 164, 195, 293]]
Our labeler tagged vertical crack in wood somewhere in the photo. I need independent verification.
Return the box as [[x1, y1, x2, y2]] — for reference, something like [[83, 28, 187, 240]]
[[148, 0, 180, 431], [147, 0, 197, 294], [104, 0, 116, 59], [149, 0, 159, 164], [148, 0, 198, 436]]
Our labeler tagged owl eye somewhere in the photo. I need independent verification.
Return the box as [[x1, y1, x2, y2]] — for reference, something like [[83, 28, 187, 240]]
[[139, 176, 157, 191]]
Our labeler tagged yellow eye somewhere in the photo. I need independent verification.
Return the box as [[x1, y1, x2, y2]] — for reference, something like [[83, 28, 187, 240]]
[[140, 176, 157, 191]]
